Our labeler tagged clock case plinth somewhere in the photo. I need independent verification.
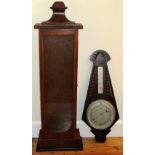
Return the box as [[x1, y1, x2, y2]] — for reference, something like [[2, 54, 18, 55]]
[[82, 50, 119, 142], [34, 2, 83, 151], [37, 129, 83, 151]]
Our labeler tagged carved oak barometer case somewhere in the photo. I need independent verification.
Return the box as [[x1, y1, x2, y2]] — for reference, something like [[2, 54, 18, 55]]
[[34, 2, 83, 151], [82, 50, 119, 142]]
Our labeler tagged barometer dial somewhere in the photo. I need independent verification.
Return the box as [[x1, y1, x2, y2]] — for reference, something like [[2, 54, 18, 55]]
[[86, 99, 116, 130]]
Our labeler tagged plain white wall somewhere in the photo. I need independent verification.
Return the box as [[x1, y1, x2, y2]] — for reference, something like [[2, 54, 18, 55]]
[[32, 0, 122, 136]]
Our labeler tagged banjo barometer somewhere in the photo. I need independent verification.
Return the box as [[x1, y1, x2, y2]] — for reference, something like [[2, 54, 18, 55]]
[[82, 50, 119, 142], [34, 1, 83, 151]]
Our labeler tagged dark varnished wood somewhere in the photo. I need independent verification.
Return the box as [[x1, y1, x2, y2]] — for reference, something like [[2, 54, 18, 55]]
[[82, 50, 119, 142], [34, 1, 83, 151]]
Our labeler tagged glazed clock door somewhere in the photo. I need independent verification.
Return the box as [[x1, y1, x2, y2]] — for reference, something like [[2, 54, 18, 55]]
[[44, 32, 74, 133]]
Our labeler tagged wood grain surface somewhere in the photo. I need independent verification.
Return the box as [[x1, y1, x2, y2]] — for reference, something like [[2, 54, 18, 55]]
[[32, 137, 123, 155]]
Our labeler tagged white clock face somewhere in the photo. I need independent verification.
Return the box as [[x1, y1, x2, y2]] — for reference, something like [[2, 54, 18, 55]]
[[86, 99, 116, 130]]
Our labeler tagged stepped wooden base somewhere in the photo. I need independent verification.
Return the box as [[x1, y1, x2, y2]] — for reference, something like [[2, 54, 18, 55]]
[[36, 130, 83, 151]]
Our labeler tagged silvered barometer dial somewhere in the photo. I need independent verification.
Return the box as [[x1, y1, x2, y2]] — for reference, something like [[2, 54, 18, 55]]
[[86, 99, 116, 130], [82, 50, 119, 142]]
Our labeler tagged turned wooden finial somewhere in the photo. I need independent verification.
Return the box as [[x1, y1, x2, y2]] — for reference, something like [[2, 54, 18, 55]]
[[34, 1, 83, 29], [42, 1, 72, 23], [50, 1, 67, 12]]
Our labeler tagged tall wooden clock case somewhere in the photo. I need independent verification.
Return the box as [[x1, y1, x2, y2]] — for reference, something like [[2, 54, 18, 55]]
[[34, 1, 83, 151]]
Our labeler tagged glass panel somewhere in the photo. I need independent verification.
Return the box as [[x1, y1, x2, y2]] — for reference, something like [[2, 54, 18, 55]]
[[44, 34, 74, 133]]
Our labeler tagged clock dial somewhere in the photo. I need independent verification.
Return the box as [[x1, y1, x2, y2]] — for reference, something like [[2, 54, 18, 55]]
[[86, 99, 116, 130]]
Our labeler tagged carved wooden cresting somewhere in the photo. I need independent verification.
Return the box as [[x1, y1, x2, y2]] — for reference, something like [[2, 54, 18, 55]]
[[34, 1, 83, 151]]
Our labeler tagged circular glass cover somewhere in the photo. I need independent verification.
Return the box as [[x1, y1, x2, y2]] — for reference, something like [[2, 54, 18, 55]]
[[86, 99, 116, 130]]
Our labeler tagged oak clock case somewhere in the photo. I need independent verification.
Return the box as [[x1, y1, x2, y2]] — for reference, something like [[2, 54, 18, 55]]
[[82, 50, 119, 142], [34, 2, 83, 151]]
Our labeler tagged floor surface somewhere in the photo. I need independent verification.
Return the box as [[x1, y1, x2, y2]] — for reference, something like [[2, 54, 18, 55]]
[[32, 137, 123, 155]]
